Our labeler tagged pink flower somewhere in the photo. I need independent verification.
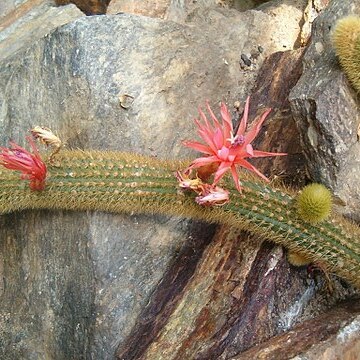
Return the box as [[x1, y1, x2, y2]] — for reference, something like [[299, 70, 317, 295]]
[[195, 184, 229, 206], [0, 137, 47, 191], [183, 97, 286, 191]]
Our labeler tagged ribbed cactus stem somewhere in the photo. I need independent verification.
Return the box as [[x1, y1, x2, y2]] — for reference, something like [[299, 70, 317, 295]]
[[1, 150, 360, 288], [332, 15, 360, 92]]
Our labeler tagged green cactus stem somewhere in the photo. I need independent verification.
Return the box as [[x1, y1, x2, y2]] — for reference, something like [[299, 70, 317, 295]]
[[1, 150, 360, 288], [332, 15, 360, 93]]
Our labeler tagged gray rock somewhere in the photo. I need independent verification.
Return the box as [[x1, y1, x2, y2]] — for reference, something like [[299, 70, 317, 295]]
[[0, 5, 306, 155], [0, 211, 212, 359], [0, 0, 29, 21], [0, 4, 307, 359], [289, 0, 360, 220], [107, 0, 171, 19], [0, 0, 83, 62]]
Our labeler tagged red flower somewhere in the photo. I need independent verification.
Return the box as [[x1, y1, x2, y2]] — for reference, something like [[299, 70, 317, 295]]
[[0, 137, 47, 191], [183, 97, 286, 191]]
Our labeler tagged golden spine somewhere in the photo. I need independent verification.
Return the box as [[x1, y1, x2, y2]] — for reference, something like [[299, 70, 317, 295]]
[[1, 150, 359, 288], [332, 15, 360, 92]]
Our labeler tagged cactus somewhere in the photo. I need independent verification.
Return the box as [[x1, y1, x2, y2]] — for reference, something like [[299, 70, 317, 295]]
[[287, 251, 312, 267], [332, 15, 360, 92], [296, 183, 332, 224], [1, 149, 359, 288]]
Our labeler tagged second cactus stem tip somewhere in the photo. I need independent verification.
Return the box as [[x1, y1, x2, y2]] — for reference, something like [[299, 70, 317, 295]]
[[332, 15, 360, 93]]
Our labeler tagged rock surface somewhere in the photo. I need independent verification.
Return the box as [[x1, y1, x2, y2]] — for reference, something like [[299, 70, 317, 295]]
[[0, 211, 215, 359], [116, 45, 359, 360], [106, 0, 271, 20], [0, 3, 306, 155], [0, 0, 83, 62], [55, 0, 111, 15], [289, 0, 360, 220], [0, 0, 359, 359], [107, 0, 171, 19], [0, 4, 309, 358], [233, 299, 360, 360], [0, 0, 36, 21]]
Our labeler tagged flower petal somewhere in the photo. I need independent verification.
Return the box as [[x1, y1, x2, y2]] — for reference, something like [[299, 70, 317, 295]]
[[220, 102, 233, 139], [230, 165, 242, 192], [206, 101, 221, 129], [213, 162, 231, 184], [244, 108, 271, 145], [195, 124, 219, 153], [246, 143, 254, 156], [235, 158, 270, 182], [182, 140, 213, 155], [198, 108, 214, 133], [0, 137, 47, 191], [213, 128, 224, 149], [228, 154, 236, 162], [188, 155, 221, 169], [196, 131, 217, 153], [236, 96, 250, 136], [217, 146, 229, 161], [252, 150, 287, 158]]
